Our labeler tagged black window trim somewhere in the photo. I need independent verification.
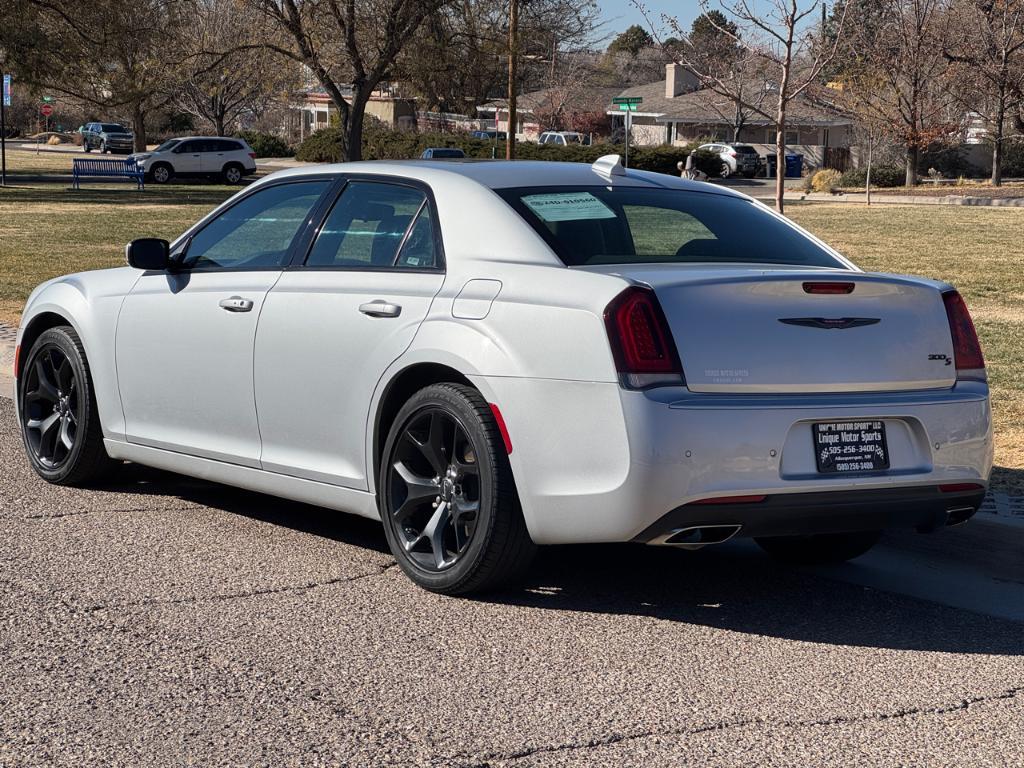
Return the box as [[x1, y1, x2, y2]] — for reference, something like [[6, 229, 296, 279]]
[[172, 175, 341, 274], [290, 173, 446, 274]]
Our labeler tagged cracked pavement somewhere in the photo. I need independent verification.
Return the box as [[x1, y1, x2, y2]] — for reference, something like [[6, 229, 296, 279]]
[[1, 397, 1022, 766]]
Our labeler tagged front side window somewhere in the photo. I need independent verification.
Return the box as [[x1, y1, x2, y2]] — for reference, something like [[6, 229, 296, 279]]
[[184, 181, 330, 270], [306, 181, 435, 268], [498, 186, 842, 268], [155, 138, 180, 152]]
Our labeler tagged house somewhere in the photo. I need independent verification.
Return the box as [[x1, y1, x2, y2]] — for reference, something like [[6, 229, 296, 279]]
[[288, 85, 417, 140], [478, 86, 622, 141], [608, 64, 854, 168]]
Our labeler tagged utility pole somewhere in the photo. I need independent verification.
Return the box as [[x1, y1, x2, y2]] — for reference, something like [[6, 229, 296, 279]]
[[506, 0, 518, 160]]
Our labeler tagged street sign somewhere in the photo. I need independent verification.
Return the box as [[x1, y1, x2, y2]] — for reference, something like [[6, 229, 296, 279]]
[[2, 75, 10, 107], [41, 95, 55, 103], [40, 104, 54, 117], [617, 104, 638, 111], [612, 96, 643, 105]]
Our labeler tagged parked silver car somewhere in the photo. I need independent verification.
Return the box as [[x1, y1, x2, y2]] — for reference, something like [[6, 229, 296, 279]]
[[14, 155, 991, 595]]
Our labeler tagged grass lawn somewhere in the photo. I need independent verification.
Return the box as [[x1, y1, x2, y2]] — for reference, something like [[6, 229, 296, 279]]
[[0, 187, 1021, 475], [2, 146, 92, 175]]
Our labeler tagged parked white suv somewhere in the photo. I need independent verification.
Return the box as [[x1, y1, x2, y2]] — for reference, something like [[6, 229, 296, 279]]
[[698, 142, 762, 178], [539, 131, 589, 146], [129, 136, 257, 184]]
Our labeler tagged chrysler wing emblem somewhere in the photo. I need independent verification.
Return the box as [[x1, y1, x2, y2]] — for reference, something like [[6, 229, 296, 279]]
[[778, 317, 881, 330]]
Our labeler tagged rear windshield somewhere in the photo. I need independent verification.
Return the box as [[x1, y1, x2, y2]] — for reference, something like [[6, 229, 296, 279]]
[[429, 149, 464, 158], [497, 186, 841, 268], [732, 145, 758, 154]]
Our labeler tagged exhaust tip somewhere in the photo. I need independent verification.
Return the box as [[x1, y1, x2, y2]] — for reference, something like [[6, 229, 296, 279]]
[[945, 506, 977, 527], [655, 524, 742, 549]]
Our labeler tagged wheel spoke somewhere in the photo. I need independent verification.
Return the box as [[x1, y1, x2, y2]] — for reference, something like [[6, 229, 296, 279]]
[[33, 359, 58, 403], [392, 461, 438, 522], [422, 501, 452, 569], [56, 356, 73, 392], [406, 413, 448, 475], [59, 416, 75, 450]]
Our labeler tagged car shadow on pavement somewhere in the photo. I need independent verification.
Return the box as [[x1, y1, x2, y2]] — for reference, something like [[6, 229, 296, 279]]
[[488, 542, 1024, 656], [88, 464, 1021, 655]]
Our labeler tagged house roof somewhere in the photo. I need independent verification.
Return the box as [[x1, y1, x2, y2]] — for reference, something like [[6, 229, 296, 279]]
[[607, 80, 852, 127]]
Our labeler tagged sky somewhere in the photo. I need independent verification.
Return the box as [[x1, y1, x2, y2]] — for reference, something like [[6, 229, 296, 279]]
[[595, 0, 704, 41]]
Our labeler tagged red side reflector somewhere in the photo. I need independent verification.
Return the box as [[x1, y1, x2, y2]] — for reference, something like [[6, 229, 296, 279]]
[[691, 494, 767, 505], [803, 282, 855, 294], [13, 344, 20, 378], [941, 291, 985, 372], [489, 403, 512, 454], [939, 483, 984, 493]]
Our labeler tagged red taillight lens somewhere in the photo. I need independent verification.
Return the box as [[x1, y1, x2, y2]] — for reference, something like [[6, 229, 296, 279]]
[[942, 290, 984, 373], [803, 281, 855, 294], [939, 483, 984, 493], [604, 287, 683, 387], [248, 152, 256, 159]]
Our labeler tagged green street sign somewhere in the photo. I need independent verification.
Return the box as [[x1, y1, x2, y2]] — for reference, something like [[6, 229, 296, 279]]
[[612, 96, 643, 105], [617, 104, 638, 111], [41, 95, 55, 103]]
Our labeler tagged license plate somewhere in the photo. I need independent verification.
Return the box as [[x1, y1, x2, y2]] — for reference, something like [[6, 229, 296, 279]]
[[812, 420, 889, 474]]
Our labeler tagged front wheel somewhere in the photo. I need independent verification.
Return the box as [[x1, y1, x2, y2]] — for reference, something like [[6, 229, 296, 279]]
[[379, 383, 535, 595], [150, 163, 172, 184], [19, 326, 117, 485], [100, 140, 108, 154], [755, 530, 881, 565]]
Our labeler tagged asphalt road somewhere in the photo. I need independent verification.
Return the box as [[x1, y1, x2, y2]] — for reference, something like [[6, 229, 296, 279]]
[[1, 396, 1022, 767]]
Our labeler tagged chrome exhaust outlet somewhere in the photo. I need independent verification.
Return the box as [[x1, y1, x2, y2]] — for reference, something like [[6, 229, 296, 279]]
[[650, 524, 742, 549], [945, 506, 976, 527]]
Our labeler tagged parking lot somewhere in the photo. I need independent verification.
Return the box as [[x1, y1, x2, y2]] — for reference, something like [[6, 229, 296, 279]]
[[2, 393, 1022, 767]]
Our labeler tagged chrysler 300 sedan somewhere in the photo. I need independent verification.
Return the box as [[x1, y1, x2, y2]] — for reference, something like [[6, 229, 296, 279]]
[[14, 155, 992, 594]]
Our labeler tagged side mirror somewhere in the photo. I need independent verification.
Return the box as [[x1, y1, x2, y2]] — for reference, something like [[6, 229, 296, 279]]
[[125, 238, 170, 270]]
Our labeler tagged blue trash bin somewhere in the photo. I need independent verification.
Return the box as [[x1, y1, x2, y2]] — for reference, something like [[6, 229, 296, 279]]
[[785, 154, 804, 178]]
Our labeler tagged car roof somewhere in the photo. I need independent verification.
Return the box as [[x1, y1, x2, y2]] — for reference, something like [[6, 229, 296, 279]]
[[257, 159, 752, 199]]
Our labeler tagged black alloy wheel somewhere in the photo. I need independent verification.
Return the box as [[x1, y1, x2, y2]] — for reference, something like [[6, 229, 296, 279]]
[[380, 383, 535, 594], [19, 326, 116, 485], [22, 343, 79, 470]]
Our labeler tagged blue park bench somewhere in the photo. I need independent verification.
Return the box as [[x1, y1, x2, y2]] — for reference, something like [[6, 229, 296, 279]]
[[72, 157, 145, 190]]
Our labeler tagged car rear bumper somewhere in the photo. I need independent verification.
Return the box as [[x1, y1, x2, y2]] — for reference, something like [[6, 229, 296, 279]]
[[474, 376, 993, 545]]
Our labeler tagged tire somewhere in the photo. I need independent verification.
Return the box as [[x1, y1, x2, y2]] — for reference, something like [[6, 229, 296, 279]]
[[18, 326, 117, 486], [719, 161, 732, 178], [150, 163, 172, 184], [83, 141, 91, 153], [222, 163, 244, 184], [755, 530, 881, 565], [100, 140, 108, 154], [379, 383, 536, 595]]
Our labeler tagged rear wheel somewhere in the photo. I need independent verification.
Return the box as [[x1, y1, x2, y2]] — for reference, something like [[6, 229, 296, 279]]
[[19, 326, 117, 486], [755, 530, 881, 565], [222, 163, 243, 184], [379, 383, 535, 594], [719, 161, 732, 178]]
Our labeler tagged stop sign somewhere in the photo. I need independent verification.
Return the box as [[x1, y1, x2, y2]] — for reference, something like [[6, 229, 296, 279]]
[[40, 104, 53, 117]]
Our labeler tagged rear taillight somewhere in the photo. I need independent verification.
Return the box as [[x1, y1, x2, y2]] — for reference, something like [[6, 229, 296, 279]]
[[803, 281, 855, 294], [604, 286, 684, 389], [942, 290, 985, 379], [248, 152, 256, 159]]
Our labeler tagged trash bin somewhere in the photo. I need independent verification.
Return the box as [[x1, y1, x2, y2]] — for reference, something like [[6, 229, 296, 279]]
[[785, 153, 804, 178], [765, 153, 778, 178]]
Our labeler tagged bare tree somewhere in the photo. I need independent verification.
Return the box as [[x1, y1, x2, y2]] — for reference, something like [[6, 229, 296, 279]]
[[2, 0, 190, 150], [247, 0, 452, 161], [943, 0, 1024, 185], [840, 0, 956, 186], [650, 0, 849, 212]]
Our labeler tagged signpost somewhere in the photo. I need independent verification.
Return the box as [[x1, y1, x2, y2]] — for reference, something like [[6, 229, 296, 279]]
[[40, 102, 53, 135], [611, 96, 642, 168], [1, 74, 10, 187]]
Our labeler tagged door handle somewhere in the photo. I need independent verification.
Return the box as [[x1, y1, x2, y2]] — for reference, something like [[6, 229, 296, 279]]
[[219, 296, 254, 312], [358, 300, 402, 318]]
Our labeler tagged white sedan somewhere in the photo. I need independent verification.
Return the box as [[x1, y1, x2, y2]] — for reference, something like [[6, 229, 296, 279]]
[[14, 156, 992, 594]]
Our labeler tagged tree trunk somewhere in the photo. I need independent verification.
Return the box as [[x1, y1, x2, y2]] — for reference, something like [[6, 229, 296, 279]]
[[347, 89, 369, 162], [132, 105, 147, 152], [506, 0, 519, 160], [865, 137, 873, 207], [774, 105, 782, 215], [904, 144, 918, 187], [992, 85, 1005, 187]]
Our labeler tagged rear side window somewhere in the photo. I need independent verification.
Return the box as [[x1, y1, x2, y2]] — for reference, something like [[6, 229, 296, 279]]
[[306, 181, 435, 268], [498, 186, 841, 268], [184, 181, 330, 269]]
